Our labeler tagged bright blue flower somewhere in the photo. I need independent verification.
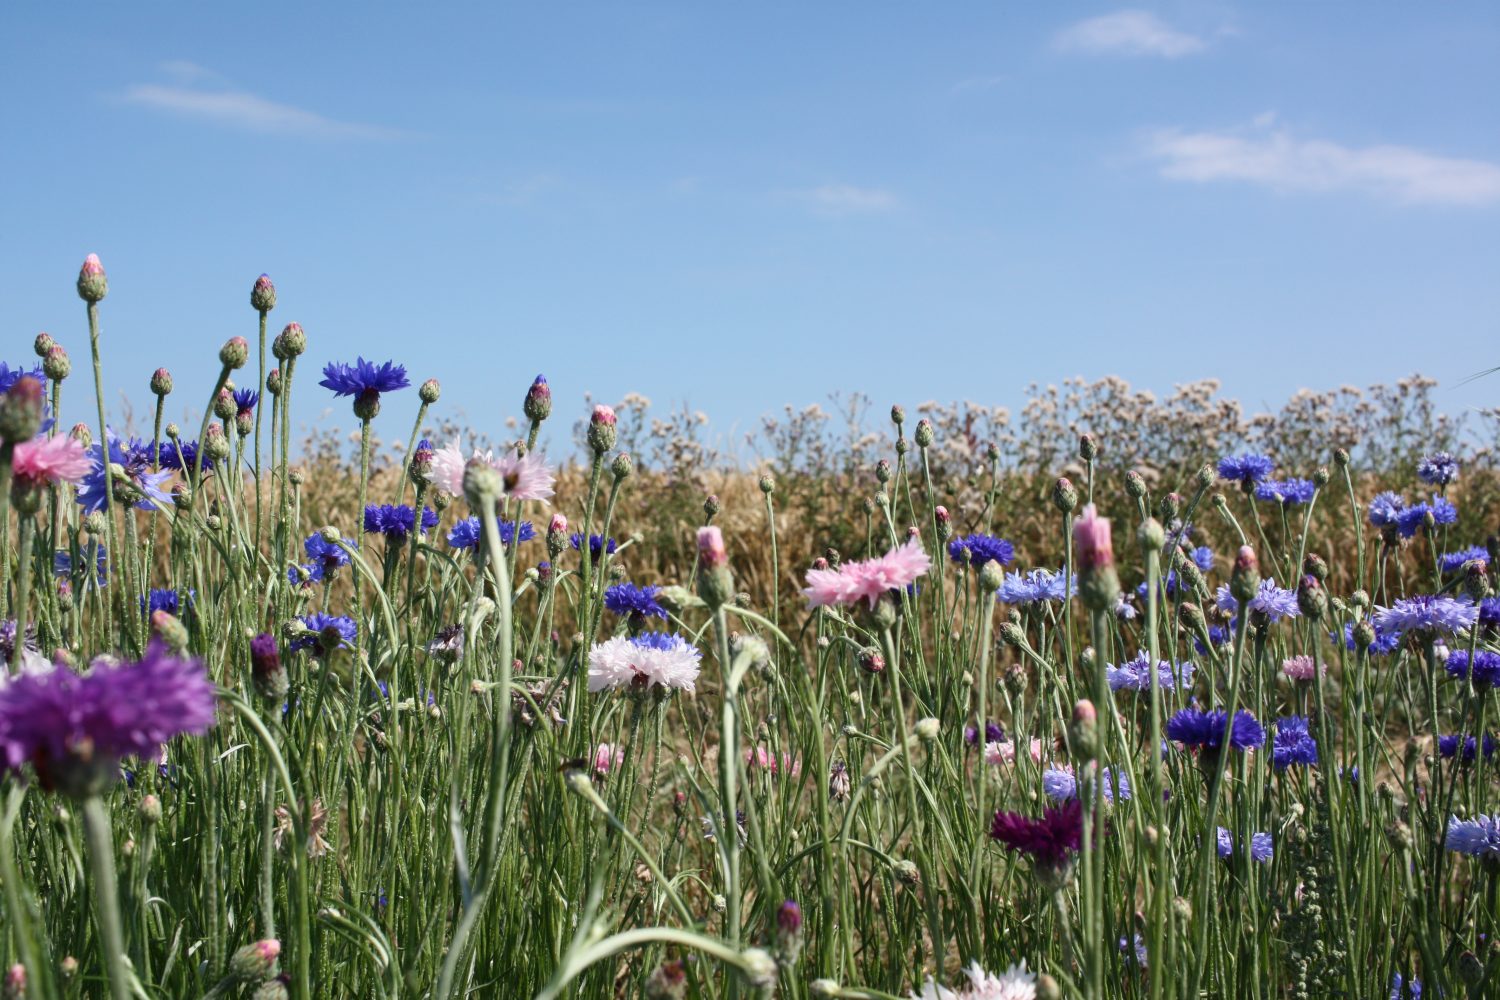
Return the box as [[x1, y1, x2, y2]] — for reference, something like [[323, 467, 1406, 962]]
[[1481, 597, 1500, 630], [0, 362, 44, 395], [303, 533, 354, 578], [363, 504, 437, 542], [1106, 652, 1195, 692], [1445, 650, 1500, 687], [292, 613, 357, 652], [156, 439, 215, 474], [1438, 734, 1498, 761], [1441, 546, 1489, 574], [1254, 478, 1316, 506], [1216, 828, 1273, 863], [446, 517, 535, 550], [1418, 452, 1459, 486], [1368, 491, 1406, 528], [947, 534, 1015, 569], [997, 567, 1074, 605], [1445, 814, 1500, 859], [55, 546, 107, 585], [1191, 546, 1215, 572], [1216, 579, 1299, 623], [604, 583, 667, 620], [1272, 716, 1318, 770], [1374, 594, 1478, 639], [1042, 766, 1130, 803], [139, 588, 191, 618], [1217, 453, 1274, 486], [1193, 625, 1231, 657], [570, 533, 617, 558], [1166, 708, 1265, 751], [1397, 496, 1458, 538], [77, 432, 173, 513], [1340, 621, 1401, 657], [233, 388, 259, 415], [318, 357, 410, 399]]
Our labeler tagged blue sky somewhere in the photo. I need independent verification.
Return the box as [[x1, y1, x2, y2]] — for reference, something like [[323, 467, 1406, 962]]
[[3, 3, 1498, 453]]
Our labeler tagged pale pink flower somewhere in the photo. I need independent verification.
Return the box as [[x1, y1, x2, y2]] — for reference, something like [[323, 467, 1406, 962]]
[[593, 742, 624, 775], [430, 440, 554, 503], [985, 738, 1044, 767], [1281, 655, 1325, 682], [912, 959, 1036, 1000], [1073, 503, 1113, 570], [746, 746, 802, 777], [12, 435, 90, 488], [592, 404, 617, 426], [549, 513, 568, 534], [802, 536, 931, 609], [697, 526, 727, 567]]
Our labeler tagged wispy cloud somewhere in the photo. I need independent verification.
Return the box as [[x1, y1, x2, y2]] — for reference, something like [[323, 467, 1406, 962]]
[[1143, 116, 1500, 206], [1055, 10, 1206, 58], [788, 184, 898, 216], [120, 64, 404, 139]]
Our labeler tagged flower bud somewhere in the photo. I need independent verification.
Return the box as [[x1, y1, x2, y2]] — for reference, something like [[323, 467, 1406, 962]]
[[1079, 433, 1097, 462], [251, 273, 277, 312], [1302, 552, 1328, 581], [523, 375, 552, 423], [890, 404, 905, 426], [229, 939, 281, 982], [612, 452, 634, 482], [587, 404, 617, 455], [875, 458, 891, 484], [645, 960, 688, 1000], [0, 376, 46, 443], [33, 333, 54, 357], [220, 336, 250, 370], [352, 388, 381, 421], [138, 794, 162, 825], [1230, 546, 1260, 604], [1333, 447, 1350, 468], [697, 527, 733, 609], [998, 621, 1026, 648], [462, 458, 504, 507], [266, 368, 283, 397], [415, 377, 440, 404], [1068, 700, 1099, 761], [204, 425, 231, 461], [914, 419, 933, 448], [758, 473, 775, 495], [251, 633, 288, 701], [150, 611, 189, 654], [857, 646, 885, 675], [546, 513, 568, 558], [1124, 470, 1147, 500], [1463, 560, 1491, 602], [775, 899, 804, 965], [1052, 477, 1078, 514], [273, 322, 306, 359], [1296, 575, 1327, 621], [76, 254, 107, 303], [213, 388, 237, 420], [1074, 504, 1120, 611], [1312, 466, 1330, 488], [914, 717, 939, 742], [1138, 517, 1165, 551], [978, 559, 1005, 593], [1352, 620, 1375, 651], [42, 346, 70, 382], [1193, 463, 1215, 491], [703, 494, 721, 520]]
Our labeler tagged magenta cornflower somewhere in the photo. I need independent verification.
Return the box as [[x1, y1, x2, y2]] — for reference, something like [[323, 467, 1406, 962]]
[[990, 800, 1085, 877]]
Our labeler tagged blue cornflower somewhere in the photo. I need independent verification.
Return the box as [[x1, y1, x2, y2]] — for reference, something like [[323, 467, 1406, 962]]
[[1218, 453, 1274, 486], [1390, 973, 1423, 999], [997, 567, 1075, 605], [1445, 650, 1500, 688], [0, 362, 45, 396], [55, 545, 107, 586], [1341, 621, 1402, 657], [1438, 734, 1498, 761], [1442, 546, 1489, 574], [1191, 546, 1215, 572], [1254, 478, 1316, 506], [1042, 766, 1130, 803], [156, 439, 215, 474], [446, 517, 535, 550], [318, 357, 410, 400], [1445, 814, 1500, 859], [1368, 491, 1406, 529], [233, 388, 259, 415], [1418, 452, 1460, 487], [1272, 716, 1318, 770], [570, 533, 617, 558], [1193, 625, 1231, 657], [1482, 597, 1500, 630], [604, 583, 667, 621], [292, 613, 358, 652], [1137, 570, 1188, 604], [77, 432, 173, 513], [1216, 828, 1273, 863], [1106, 652, 1195, 692], [139, 588, 192, 618], [363, 504, 437, 542], [1166, 708, 1265, 752], [1397, 496, 1458, 538], [304, 532, 354, 579], [947, 534, 1015, 569], [1374, 594, 1478, 639], [1216, 579, 1299, 623]]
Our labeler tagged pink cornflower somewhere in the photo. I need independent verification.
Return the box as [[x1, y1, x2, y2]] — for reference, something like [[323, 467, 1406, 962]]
[[1073, 503, 1113, 571], [746, 746, 802, 777], [12, 435, 91, 488], [802, 536, 931, 609], [1281, 655, 1326, 682], [430, 440, 555, 504], [593, 742, 624, 775], [986, 738, 1044, 767], [697, 526, 728, 567]]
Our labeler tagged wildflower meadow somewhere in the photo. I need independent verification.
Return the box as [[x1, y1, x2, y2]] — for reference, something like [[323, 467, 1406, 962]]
[[4, 257, 1500, 1000]]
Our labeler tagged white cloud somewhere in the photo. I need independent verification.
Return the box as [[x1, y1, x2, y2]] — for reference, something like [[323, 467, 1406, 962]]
[[1055, 10, 1206, 58], [1143, 119, 1500, 205], [120, 74, 404, 139], [791, 184, 898, 216]]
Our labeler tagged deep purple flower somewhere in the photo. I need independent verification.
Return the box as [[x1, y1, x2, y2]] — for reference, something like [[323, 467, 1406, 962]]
[[0, 640, 216, 797], [363, 504, 436, 542], [156, 439, 215, 475], [1438, 734, 1498, 761], [989, 799, 1084, 870], [604, 583, 667, 621], [303, 532, 354, 579], [1373, 595, 1478, 639], [233, 388, 259, 416], [319, 357, 410, 399], [570, 533, 617, 558], [964, 720, 1005, 746], [1272, 716, 1318, 770], [947, 534, 1015, 569], [1254, 478, 1316, 506], [138, 588, 191, 618], [1166, 708, 1265, 752], [1218, 453, 1274, 486]]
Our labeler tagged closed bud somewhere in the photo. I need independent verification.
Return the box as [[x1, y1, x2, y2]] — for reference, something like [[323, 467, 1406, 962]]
[[76, 253, 107, 303], [890, 404, 905, 426], [1303, 552, 1328, 581], [1352, 620, 1375, 651], [229, 940, 281, 982], [414, 377, 440, 404], [213, 388, 237, 420], [913, 419, 933, 447], [1333, 446, 1350, 468], [1124, 470, 1147, 499], [1350, 589, 1370, 611], [697, 526, 733, 609], [43, 346, 70, 381], [1158, 492, 1181, 523], [892, 859, 920, 885], [1296, 575, 1327, 621], [523, 375, 552, 422], [1052, 477, 1078, 514], [266, 368, 282, 396], [1230, 546, 1260, 603], [1312, 466, 1330, 488], [857, 646, 885, 675], [587, 404, 617, 454], [33, 332, 54, 357], [273, 322, 306, 359], [612, 452, 634, 481], [138, 794, 162, 825], [875, 458, 891, 483], [204, 425, 231, 461], [703, 494, 721, 519], [1068, 700, 1099, 761], [1079, 433, 1097, 462], [219, 336, 249, 370], [644, 960, 688, 1000], [1036, 973, 1063, 1000], [0, 376, 46, 442], [250, 273, 276, 312], [998, 621, 1026, 648], [150, 611, 189, 654], [758, 473, 775, 495], [1138, 517, 1165, 550], [1463, 560, 1491, 601]]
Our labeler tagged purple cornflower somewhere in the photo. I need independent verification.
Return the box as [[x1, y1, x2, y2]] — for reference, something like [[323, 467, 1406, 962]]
[[1216, 827, 1274, 863], [947, 534, 1015, 569], [1368, 491, 1406, 529], [1390, 973, 1423, 999], [55, 545, 107, 586], [0, 362, 45, 396], [1254, 478, 1316, 506], [1418, 452, 1459, 487], [1445, 650, 1500, 688], [1481, 598, 1500, 631], [1441, 546, 1489, 574], [1272, 716, 1318, 770], [1166, 708, 1265, 752], [1373, 594, 1478, 639], [303, 532, 354, 580], [604, 583, 667, 621], [363, 504, 437, 542], [964, 720, 1005, 746], [446, 517, 535, 550], [998, 567, 1074, 605], [319, 357, 410, 401], [1218, 453, 1274, 486], [0, 640, 216, 797], [989, 800, 1084, 874], [1215, 579, 1300, 623], [156, 439, 215, 475], [1106, 652, 1195, 692], [1437, 734, 1498, 761], [1445, 814, 1500, 859], [1041, 766, 1131, 803], [77, 433, 173, 513], [292, 613, 357, 653], [570, 533, 617, 558]]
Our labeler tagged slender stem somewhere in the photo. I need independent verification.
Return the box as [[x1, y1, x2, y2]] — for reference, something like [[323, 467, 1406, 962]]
[[82, 795, 131, 1000]]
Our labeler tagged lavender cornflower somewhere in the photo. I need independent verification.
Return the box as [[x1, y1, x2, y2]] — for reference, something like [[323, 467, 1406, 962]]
[[1373, 594, 1478, 640], [1445, 814, 1500, 860], [947, 533, 1015, 569], [1216, 827, 1274, 863], [1437, 734, 1498, 761], [1191, 546, 1215, 572], [1218, 453, 1274, 487], [1041, 766, 1131, 803], [0, 640, 216, 797], [1166, 708, 1265, 752], [604, 583, 667, 621], [291, 613, 357, 653], [0, 362, 45, 396], [77, 433, 173, 513], [55, 546, 107, 585], [1368, 491, 1406, 529], [362, 503, 437, 542], [1215, 579, 1300, 623], [1106, 652, 1195, 692], [1445, 650, 1500, 688], [997, 567, 1075, 605], [1418, 452, 1460, 487], [1272, 716, 1318, 770], [1396, 496, 1458, 538], [570, 533, 617, 558], [1254, 478, 1316, 506], [1442, 546, 1489, 575], [1341, 621, 1402, 656], [446, 517, 535, 550], [318, 357, 410, 412]]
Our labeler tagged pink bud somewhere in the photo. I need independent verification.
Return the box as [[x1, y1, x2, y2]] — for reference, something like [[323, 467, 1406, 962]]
[[935, 505, 950, 524], [1072, 699, 1097, 724], [1073, 504, 1114, 570], [697, 525, 727, 567], [592, 404, 616, 426], [549, 513, 568, 535], [80, 253, 104, 276], [1235, 545, 1258, 574]]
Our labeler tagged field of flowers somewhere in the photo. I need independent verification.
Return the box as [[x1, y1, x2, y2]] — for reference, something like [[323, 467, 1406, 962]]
[[0, 257, 1497, 999]]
